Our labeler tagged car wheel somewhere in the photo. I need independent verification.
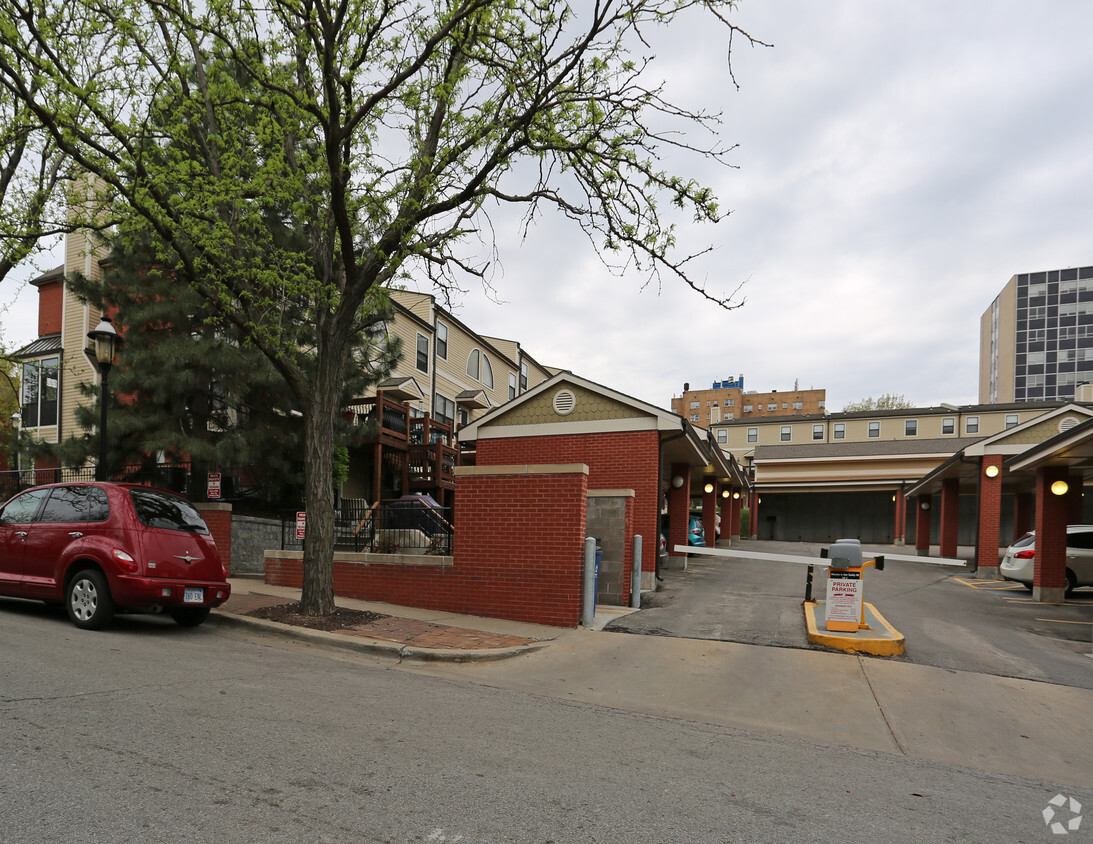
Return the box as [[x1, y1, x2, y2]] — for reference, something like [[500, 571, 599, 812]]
[[66, 569, 114, 630], [1064, 569, 1077, 598], [169, 607, 211, 628]]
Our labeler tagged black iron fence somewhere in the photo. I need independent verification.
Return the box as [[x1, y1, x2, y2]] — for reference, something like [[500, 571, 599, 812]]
[[0, 462, 291, 508], [282, 499, 454, 555]]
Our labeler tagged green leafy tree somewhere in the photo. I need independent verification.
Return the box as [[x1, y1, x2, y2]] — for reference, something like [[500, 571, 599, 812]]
[[57, 221, 397, 505], [842, 393, 915, 412], [0, 0, 758, 614], [0, 338, 20, 470]]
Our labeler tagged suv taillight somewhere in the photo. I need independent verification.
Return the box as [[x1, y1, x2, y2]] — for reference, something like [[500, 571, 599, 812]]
[[113, 548, 139, 572], [1014, 549, 1035, 560]]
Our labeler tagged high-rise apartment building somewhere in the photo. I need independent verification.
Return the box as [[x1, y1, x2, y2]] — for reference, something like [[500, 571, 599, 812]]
[[980, 264, 1093, 404], [670, 375, 825, 429]]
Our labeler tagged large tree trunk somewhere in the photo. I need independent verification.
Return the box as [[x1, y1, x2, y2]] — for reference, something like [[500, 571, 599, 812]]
[[298, 339, 343, 616]]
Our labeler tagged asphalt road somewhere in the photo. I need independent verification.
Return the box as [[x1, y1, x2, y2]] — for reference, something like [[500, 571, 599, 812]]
[[2, 600, 1087, 844], [607, 539, 1093, 689]]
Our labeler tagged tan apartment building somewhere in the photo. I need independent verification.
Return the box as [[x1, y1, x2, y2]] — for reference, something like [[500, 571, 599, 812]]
[[12, 228, 108, 461], [381, 289, 553, 429], [709, 401, 1093, 545], [670, 376, 825, 429], [979, 264, 1093, 404], [11, 234, 554, 507]]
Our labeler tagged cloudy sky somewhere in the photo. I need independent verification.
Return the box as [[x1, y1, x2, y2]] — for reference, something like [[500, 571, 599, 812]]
[[3, 0, 1092, 413]]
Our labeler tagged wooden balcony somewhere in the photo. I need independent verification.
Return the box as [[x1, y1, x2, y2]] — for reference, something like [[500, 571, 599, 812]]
[[408, 440, 458, 491], [347, 394, 410, 446]]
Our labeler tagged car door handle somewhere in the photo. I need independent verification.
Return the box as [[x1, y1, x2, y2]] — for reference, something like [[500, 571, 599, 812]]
[[68, 531, 84, 538], [15, 531, 27, 537]]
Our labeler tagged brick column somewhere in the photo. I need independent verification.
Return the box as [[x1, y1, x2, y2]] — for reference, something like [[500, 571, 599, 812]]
[[939, 478, 960, 559], [1033, 466, 1070, 602], [1013, 492, 1035, 541], [749, 490, 759, 540], [914, 496, 932, 556], [196, 502, 233, 574], [893, 488, 906, 545], [976, 456, 1003, 578], [666, 463, 691, 569], [702, 476, 717, 546], [730, 489, 742, 541]]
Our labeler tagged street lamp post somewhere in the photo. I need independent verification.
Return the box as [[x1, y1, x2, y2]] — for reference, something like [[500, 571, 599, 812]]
[[9, 410, 20, 487], [87, 315, 123, 482]]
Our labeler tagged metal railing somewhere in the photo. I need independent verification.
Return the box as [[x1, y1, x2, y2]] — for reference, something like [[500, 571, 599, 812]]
[[282, 499, 454, 555], [0, 461, 286, 506]]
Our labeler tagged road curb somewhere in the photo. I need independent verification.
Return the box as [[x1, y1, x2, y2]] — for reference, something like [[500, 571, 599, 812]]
[[212, 612, 548, 663], [802, 600, 906, 656]]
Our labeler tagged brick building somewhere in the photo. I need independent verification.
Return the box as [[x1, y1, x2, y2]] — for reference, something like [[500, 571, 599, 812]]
[[671, 375, 826, 429]]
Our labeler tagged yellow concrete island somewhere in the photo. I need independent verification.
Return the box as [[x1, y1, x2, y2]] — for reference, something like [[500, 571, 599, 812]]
[[674, 541, 967, 658]]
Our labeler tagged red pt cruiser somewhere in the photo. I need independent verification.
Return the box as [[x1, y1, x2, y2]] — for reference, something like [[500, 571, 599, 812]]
[[0, 482, 231, 629]]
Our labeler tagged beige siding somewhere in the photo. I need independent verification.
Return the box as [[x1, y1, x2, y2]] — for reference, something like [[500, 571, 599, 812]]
[[58, 230, 103, 444]]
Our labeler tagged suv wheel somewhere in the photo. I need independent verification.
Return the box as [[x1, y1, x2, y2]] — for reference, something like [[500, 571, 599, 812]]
[[169, 607, 211, 628], [1065, 569, 1077, 598], [66, 569, 114, 630]]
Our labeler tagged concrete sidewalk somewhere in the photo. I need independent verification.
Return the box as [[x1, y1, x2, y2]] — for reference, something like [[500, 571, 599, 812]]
[[213, 577, 568, 661]]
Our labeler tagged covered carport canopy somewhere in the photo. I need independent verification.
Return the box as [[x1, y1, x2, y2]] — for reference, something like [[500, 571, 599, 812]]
[[1001, 417, 1093, 600], [1005, 415, 1093, 484]]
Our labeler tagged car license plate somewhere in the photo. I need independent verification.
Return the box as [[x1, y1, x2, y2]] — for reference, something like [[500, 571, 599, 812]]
[[183, 587, 204, 604]]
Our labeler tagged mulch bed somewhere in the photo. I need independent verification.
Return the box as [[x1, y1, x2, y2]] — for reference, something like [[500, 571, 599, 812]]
[[247, 602, 388, 632]]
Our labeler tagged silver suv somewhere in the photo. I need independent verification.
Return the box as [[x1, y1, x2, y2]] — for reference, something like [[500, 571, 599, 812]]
[[999, 525, 1093, 596]]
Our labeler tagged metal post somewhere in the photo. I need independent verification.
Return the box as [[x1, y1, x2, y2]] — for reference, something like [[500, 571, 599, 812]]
[[631, 534, 643, 608], [96, 365, 110, 481], [582, 536, 596, 626]]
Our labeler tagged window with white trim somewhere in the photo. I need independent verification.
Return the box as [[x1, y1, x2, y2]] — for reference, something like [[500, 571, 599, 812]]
[[746, 427, 758, 443], [1005, 414, 1019, 429], [868, 421, 880, 438], [780, 425, 791, 442], [21, 357, 59, 428], [833, 423, 845, 439], [942, 417, 955, 435], [905, 419, 917, 436], [433, 393, 456, 426], [467, 349, 480, 379], [508, 372, 517, 401], [415, 334, 428, 372], [717, 429, 727, 443], [966, 416, 979, 434], [812, 424, 824, 440], [436, 322, 448, 359], [482, 355, 494, 389]]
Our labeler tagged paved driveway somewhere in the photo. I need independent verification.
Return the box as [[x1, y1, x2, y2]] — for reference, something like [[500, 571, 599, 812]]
[[607, 539, 1093, 688]]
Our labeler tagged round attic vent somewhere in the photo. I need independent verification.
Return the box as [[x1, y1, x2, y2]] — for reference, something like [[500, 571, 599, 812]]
[[1059, 416, 1080, 433], [553, 388, 576, 416]]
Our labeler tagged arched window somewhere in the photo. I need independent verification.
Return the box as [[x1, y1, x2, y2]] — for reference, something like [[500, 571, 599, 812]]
[[467, 349, 480, 379], [482, 355, 494, 389]]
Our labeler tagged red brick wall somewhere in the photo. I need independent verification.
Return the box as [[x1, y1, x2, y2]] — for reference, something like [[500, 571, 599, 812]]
[[197, 503, 233, 575], [976, 456, 1003, 568], [477, 430, 661, 583], [939, 478, 960, 558], [914, 496, 931, 551], [266, 466, 591, 627], [1034, 467, 1068, 591]]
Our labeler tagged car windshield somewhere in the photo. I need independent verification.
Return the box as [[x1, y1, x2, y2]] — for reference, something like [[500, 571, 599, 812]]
[[129, 488, 210, 534]]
